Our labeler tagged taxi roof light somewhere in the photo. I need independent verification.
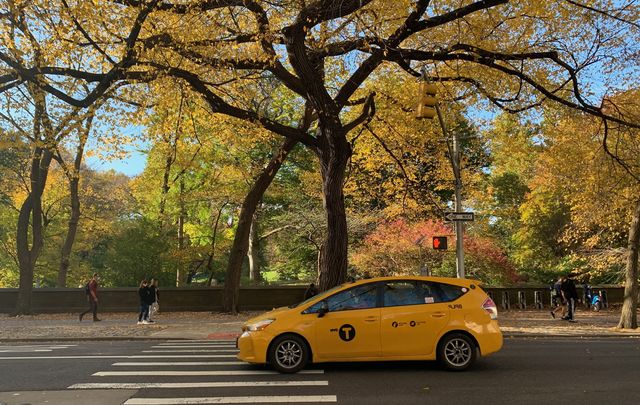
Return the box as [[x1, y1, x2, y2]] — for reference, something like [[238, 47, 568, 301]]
[[482, 297, 498, 320]]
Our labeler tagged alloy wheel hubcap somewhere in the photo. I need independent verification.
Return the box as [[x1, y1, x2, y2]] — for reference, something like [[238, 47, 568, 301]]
[[276, 340, 302, 369], [444, 338, 472, 366]]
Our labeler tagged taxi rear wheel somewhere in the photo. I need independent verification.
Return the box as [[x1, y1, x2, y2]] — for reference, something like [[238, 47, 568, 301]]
[[437, 333, 477, 371], [269, 334, 308, 374]]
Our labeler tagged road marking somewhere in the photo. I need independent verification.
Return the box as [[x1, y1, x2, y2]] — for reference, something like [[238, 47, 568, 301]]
[[0, 355, 236, 360], [113, 362, 245, 366], [0, 349, 52, 353], [0, 345, 76, 348], [152, 346, 236, 349], [124, 396, 337, 404], [129, 355, 237, 358], [162, 340, 235, 343], [93, 370, 324, 376], [68, 381, 329, 389], [142, 350, 238, 353]]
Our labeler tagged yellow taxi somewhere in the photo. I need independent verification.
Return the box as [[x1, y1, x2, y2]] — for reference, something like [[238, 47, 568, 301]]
[[237, 276, 502, 373]]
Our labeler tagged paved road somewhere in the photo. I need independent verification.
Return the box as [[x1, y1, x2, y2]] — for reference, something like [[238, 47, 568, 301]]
[[1, 338, 639, 404]]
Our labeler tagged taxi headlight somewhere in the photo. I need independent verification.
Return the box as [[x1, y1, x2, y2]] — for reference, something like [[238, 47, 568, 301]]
[[245, 319, 275, 331]]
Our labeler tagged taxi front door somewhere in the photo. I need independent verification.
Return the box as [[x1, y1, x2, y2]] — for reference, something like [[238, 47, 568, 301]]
[[314, 307, 381, 359], [313, 283, 381, 359]]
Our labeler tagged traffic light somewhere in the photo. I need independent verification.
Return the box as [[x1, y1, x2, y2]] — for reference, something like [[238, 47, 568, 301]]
[[416, 82, 437, 119], [432, 236, 448, 250]]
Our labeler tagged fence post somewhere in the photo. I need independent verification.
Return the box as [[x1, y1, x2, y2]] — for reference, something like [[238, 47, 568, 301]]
[[534, 291, 543, 309], [517, 291, 526, 309], [501, 291, 510, 310]]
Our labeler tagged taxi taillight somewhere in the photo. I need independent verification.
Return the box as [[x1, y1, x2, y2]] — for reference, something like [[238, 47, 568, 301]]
[[482, 297, 498, 320]]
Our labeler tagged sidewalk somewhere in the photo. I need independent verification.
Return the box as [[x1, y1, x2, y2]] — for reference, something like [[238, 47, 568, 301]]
[[0, 308, 638, 342]]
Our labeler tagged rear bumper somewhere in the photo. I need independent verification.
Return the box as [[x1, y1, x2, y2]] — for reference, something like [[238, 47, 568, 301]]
[[476, 320, 503, 356]]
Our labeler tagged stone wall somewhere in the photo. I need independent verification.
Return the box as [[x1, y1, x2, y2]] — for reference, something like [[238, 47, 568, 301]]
[[0, 285, 624, 314]]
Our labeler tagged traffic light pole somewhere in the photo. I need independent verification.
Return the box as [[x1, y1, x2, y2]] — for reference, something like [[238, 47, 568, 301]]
[[435, 103, 465, 279]]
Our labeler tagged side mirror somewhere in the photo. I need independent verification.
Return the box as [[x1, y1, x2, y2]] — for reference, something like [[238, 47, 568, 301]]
[[318, 302, 329, 318]]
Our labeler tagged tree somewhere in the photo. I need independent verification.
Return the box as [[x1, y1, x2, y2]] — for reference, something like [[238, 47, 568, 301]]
[[2, 1, 639, 310]]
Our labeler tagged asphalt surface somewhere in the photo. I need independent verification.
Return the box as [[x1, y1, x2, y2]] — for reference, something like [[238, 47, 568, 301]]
[[1, 337, 640, 405]]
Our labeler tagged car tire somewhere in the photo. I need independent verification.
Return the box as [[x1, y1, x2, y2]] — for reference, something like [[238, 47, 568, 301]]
[[269, 334, 308, 374], [437, 333, 477, 371]]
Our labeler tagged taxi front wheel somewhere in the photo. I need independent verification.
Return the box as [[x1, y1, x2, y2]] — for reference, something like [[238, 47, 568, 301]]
[[269, 334, 308, 373], [437, 333, 477, 371]]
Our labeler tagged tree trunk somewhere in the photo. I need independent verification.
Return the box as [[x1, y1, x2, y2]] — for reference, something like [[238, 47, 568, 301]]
[[58, 173, 80, 287], [176, 177, 186, 286], [58, 118, 91, 287], [15, 147, 53, 314], [617, 198, 640, 329], [248, 214, 262, 283], [317, 130, 350, 292], [205, 202, 227, 287], [222, 138, 297, 313]]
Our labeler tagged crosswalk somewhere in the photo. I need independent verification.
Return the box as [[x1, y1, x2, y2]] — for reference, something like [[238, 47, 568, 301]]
[[68, 339, 337, 404], [0, 343, 76, 353]]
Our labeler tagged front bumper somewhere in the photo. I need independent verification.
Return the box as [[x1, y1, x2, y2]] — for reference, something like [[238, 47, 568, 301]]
[[236, 331, 271, 364]]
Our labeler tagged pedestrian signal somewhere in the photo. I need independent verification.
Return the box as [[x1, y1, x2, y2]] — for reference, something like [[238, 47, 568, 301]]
[[416, 82, 437, 119], [432, 236, 448, 250]]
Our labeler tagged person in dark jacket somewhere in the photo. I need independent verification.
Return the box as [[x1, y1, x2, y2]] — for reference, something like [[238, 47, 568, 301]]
[[560, 274, 579, 322], [304, 283, 318, 300], [137, 279, 154, 324]]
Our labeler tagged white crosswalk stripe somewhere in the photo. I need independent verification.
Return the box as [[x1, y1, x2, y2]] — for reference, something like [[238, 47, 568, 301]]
[[151, 345, 236, 349], [142, 349, 239, 353], [124, 396, 337, 404], [93, 370, 324, 376], [67, 340, 337, 403], [113, 362, 245, 366], [69, 381, 329, 389], [0, 344, 76, 353]]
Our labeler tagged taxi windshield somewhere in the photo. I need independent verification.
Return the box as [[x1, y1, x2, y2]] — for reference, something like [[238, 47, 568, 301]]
[[289, 284, 345, 308]]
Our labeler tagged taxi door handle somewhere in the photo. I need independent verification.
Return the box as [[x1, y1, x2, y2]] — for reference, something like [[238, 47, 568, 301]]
[[431, 312, 446, 318], [364, 316, 378, 323]]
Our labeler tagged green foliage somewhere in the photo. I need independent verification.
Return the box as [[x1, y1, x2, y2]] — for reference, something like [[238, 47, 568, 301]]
[[94, 218, 177, 287]]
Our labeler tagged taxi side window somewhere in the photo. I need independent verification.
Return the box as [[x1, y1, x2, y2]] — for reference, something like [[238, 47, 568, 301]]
[[303, 301, 324, 314], [421, 282, 440, 304], [383, 281, 424, 307], [325, 284, 378, 312]]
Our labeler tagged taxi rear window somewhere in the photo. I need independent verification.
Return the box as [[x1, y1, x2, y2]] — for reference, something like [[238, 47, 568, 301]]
[[434, 282, 467, 302]]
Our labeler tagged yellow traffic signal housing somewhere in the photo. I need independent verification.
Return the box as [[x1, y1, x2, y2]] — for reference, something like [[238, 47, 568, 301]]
[[416, 82, 437, 119]]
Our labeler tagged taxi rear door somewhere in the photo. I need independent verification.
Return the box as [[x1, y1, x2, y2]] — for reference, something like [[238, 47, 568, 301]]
[[380, 280, 450, 357]]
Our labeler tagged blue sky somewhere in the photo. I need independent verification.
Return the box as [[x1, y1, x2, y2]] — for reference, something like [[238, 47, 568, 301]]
[[85, 146, 147, 177]]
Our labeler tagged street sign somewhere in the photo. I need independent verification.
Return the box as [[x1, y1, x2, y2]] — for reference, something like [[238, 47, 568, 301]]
[[444, 212, 474, 222]]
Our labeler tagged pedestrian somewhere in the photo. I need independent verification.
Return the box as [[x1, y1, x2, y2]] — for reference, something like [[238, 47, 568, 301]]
[[550, 276, 566, 319], [137, 279, 154, 325], [561, 273, 579, 322], [79, 273, 101, 322], [304, 283, 318, 300], [149, 278, 160, 322]]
